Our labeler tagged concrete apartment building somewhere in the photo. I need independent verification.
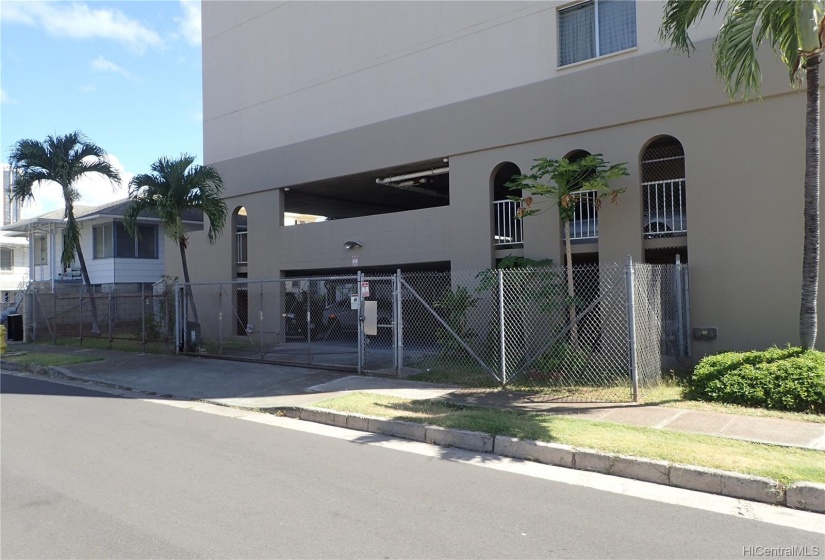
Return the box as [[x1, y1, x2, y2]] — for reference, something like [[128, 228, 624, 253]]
[[178, 0, 825, 355]]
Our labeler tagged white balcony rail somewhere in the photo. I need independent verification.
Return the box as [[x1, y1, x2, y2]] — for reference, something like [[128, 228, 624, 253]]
[[566, 190, 598, 241], [643, 179, 687, 238], [493, 200, 523, 247], [236, 231, 248, 264]]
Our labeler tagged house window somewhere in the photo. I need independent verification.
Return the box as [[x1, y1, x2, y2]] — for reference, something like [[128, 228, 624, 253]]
[[0, 248, 12, 271], [95, 223, 158, 259], [558, 0, 636, 66], [94, 224, 114, 259]]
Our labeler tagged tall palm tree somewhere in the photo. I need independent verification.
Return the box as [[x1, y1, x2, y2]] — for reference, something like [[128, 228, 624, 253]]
[[8, 131, 121, 335], [124, 154, 227, 326], [508, 154, 628, 348], [661, 0, 824, 349]]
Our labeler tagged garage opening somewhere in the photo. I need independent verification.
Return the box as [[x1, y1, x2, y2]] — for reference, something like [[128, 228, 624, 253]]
[[282, 159, 449, 222]]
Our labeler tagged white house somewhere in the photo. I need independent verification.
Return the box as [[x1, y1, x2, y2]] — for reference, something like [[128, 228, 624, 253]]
[[1, 199, 203, 291]]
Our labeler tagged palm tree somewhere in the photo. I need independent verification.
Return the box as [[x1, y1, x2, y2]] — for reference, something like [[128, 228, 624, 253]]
[[508, 154, 628, 348], [661, 0, 823, 349], [8, 132, 121, 335], [124, 154, 227, 326]]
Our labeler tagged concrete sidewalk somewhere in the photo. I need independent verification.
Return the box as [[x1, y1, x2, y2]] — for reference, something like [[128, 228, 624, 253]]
[[2, 344, 824, 450]]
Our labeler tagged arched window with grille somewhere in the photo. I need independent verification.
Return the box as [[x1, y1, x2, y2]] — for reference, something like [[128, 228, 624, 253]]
[[641, 137, 687, 240], [491, 162, 523, 248]]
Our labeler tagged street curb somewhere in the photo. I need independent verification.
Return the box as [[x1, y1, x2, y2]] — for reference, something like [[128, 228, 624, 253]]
[[290, 406, 823, 514], [4, 363, 823, 515]]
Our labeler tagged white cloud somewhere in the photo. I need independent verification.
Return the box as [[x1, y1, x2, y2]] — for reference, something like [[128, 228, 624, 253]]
[[1, 2, 163, 53], [175, 0, 201, 46], [20, 154, 133, 219], [91, 55, 134, 80], [0, 88, 18, 104]]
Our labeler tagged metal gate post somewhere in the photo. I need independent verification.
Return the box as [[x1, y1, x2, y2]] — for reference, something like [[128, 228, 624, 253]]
[[675, 254, 684, 359], [684, 266, 692, 358], [625, 255, 639, 402], [395, 269, 404, 376], [52, 289, 57, 344], [259, 281, 265, 360], [357, 271, 364, 374], [307, 281, 313, 364], [79, 287, 84, 347], [174, 281, 180, 354], [218, 283, 223, 353], [108, 290, 113, 349], [141, 285, 146, 353], [498, 269, 507, 387]]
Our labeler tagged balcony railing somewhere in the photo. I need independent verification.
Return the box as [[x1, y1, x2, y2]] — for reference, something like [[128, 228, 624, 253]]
[[493, 200, 523, 247], [643, 179, 687, 238], [566, 190, 598, 241], [236, 231, 248, 264]]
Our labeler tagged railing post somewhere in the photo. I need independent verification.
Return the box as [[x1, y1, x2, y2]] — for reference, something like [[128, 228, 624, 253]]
[[625, 255, 639, 402], [499, 269, 507, 387], [675, 254, 685, 359]]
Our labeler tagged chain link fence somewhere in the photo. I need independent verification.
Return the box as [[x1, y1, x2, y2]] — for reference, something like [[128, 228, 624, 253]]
[[25, 282, 176, 352], [19, 259, 689, 403]]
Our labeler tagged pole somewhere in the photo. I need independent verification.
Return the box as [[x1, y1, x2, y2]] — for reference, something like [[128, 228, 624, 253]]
[[108, 290, 113, 349], [498, 269, 507, 387], [397, 269, 404, 375], [52, 288, 57, 344], [79, 286, 83, 347], [626, 255, 639, 402], [218, 282, 223, 354], [174, 281, 180, 354], [675, 254, 684, 359], [259, 281, 264, 360], [357, 271, 364, 374], [141, 286, 146, 353]]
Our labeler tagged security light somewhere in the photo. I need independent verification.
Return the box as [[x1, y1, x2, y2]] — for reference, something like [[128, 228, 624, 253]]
[[344, 241, 362, 250]]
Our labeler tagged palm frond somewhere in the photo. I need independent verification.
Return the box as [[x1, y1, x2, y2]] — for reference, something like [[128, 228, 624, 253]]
[[714, 0, 764, 98], [659, 0, 720, 52]]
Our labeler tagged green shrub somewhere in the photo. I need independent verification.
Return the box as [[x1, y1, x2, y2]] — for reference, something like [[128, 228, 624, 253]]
[[689, 347, 825, 413]]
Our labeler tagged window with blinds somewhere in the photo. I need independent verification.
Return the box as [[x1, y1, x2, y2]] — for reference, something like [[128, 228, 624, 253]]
[[558, 0, 636, 67]]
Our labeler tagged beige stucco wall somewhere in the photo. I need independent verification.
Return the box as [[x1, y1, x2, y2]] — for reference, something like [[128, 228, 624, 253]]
[[187, 1, 825, 352]]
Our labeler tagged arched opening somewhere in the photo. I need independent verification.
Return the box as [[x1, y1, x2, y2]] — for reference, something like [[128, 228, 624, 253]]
[[561, 150, 598, 244], [491, 162, 522, 248], [232, 206, 248, 335], [641, 136, 688, 263]]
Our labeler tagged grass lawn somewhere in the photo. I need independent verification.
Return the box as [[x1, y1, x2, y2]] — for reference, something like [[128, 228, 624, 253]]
[[3, 351, 103, 368], [53, 337, 173, 354], [314, 392, 825, 485]]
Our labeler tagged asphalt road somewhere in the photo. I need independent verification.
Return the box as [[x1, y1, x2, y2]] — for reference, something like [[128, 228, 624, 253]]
[[2, 373, 822, 559]]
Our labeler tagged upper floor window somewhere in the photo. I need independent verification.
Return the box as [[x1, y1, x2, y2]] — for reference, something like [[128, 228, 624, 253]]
[[94, 222, 158, 259], [558, 0, 637, 67], [0, 248, 13, 271]]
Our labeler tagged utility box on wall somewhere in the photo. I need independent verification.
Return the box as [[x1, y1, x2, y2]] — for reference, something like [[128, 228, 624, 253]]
[[693, 327, 717, 341]]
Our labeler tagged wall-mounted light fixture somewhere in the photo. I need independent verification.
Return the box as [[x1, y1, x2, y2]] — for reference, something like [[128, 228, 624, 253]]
[[344, 241, 362, 250]]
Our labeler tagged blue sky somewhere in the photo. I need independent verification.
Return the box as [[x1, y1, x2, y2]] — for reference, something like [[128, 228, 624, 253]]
[[1, 0, 203, 218]]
